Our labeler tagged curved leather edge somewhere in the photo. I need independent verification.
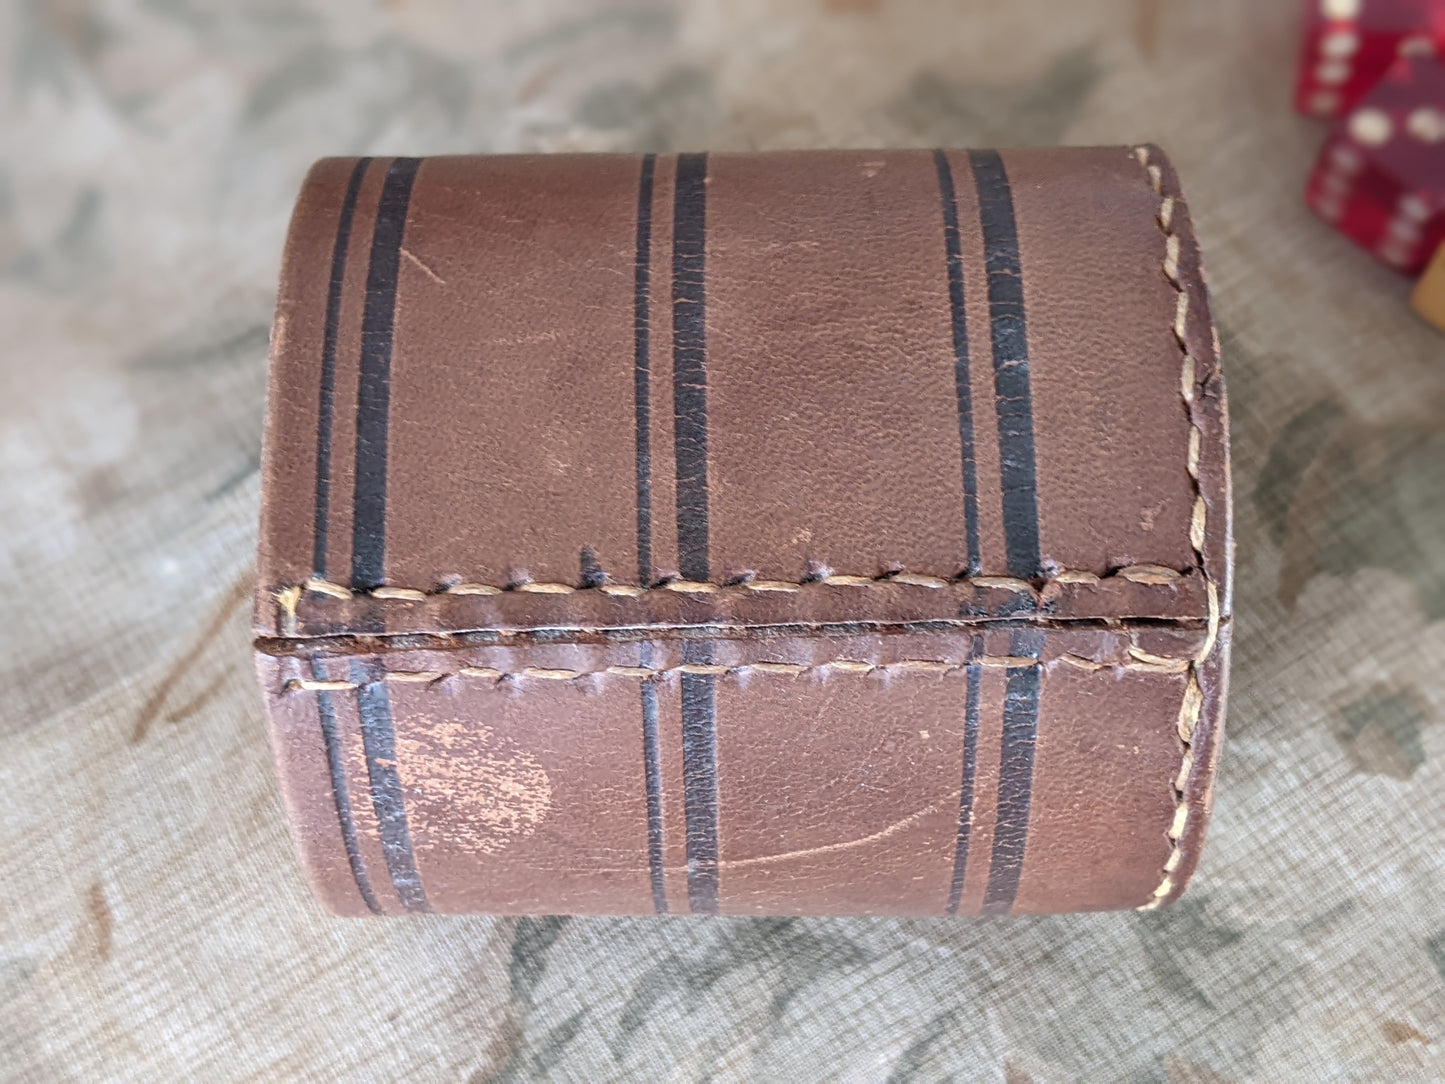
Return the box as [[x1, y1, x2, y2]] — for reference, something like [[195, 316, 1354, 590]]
[[1128, 144, 1232, 910]]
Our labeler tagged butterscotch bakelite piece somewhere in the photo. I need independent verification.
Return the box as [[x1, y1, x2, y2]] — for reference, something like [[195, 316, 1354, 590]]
[[1410, 240, 1445, 332]]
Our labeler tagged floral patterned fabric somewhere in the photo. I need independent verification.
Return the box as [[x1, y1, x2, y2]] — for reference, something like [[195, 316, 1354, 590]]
[[2, 0, 1442, 1078]]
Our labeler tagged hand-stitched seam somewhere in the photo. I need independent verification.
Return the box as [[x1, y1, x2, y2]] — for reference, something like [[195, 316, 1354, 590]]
[[272, 563, 1197, 619], [1133, 145, 1216, 911], [283, 649, 1199, 693]]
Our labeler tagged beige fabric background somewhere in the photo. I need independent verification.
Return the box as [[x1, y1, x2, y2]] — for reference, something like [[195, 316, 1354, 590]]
[[2, 0, 1443, 1079]]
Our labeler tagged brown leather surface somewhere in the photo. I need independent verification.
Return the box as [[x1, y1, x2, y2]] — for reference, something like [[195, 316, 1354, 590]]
[[255, 146, 1232, 916]]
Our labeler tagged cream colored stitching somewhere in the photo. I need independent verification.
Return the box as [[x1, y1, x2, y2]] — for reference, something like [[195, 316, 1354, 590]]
[[449, 583, 503, 596], [1125, 647, 1192, 675], [284, 650, 1200, 693], [295, 678, 353, 692], [370, 586, 427, 601], [383, 669, 441, 683], [1133, 145, 1215, 911], [1115, 564, 1181, 585], [280, 563, 1200, 611], [304, 578, 351, 600]]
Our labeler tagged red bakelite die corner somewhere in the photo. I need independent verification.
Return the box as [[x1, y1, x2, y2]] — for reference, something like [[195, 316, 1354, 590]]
[[1295, 0, 1445, 118], [1306, 54, 1445, 273]]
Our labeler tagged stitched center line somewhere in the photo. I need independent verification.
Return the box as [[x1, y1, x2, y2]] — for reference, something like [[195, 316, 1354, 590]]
[[274, 562, 1194, 624], [283, 649, 1197, 693]]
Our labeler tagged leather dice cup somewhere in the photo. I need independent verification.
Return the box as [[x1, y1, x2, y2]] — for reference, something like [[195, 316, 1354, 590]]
[[253, 147, 1233, 918]]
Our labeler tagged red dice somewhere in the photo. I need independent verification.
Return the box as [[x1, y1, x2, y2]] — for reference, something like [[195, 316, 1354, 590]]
[[1295, 0, 1445, 118], [1307, 54, 1445, 272]]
